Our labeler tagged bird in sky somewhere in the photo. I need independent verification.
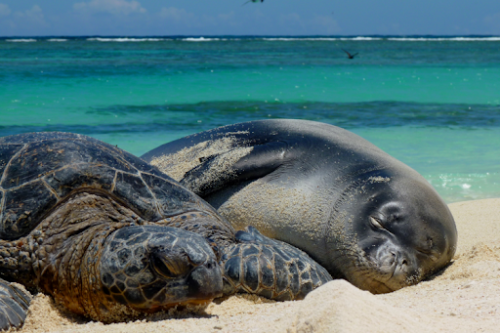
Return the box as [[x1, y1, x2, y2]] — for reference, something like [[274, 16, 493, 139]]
[[243, 0, 264, 6], [342, 49, 359, 59]]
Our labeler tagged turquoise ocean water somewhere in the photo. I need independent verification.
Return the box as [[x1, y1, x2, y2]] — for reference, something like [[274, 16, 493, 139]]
[[1, 36, 499, 203]]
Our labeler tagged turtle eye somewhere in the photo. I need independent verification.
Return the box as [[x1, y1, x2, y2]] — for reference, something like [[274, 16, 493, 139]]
[[369, 216, 384, 230], [151, 250, 192, 279]]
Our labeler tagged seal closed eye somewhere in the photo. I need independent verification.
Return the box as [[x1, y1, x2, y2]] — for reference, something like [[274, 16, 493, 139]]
[[142, 119, 458, 294]]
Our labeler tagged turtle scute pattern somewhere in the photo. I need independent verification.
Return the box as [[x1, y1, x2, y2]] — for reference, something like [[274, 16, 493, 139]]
[[158, 213, 333, 301], [0, 132, 331, 331], [94, 225, 221, 319], [0, 132, 225, 328], [0, 132, 216, 240], [222, 226, 332, 301]]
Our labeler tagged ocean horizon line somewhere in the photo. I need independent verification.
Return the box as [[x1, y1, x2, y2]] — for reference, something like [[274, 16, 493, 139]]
[[1, 34, 500, 42]]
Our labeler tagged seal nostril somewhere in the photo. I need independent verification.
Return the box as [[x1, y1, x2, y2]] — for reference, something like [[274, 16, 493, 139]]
[[402, 259, 408, 266]]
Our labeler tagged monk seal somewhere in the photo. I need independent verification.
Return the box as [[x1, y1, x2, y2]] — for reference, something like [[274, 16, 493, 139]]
[[141, 119, 457, 294]]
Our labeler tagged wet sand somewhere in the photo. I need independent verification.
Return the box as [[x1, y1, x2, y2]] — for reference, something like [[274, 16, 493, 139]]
[[17, 198, 500, 333]]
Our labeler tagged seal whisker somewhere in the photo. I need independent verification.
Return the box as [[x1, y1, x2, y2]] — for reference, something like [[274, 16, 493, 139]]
[[143, 119, 457, 295]]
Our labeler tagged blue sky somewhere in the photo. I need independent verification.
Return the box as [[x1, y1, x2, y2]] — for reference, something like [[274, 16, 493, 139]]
[[1, 0, 500, 36]]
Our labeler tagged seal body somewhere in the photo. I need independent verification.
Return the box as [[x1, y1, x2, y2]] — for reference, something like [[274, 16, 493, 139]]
[[143, 119, 458, 294]]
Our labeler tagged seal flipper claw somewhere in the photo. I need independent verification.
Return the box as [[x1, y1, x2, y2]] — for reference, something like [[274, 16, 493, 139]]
[[0, 278, 31, 330]]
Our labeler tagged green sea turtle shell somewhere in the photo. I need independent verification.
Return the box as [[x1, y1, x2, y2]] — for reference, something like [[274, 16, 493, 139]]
[[0, 132, 232, 241]]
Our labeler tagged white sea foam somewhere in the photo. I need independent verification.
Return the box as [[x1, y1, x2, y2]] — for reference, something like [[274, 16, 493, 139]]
[[182, 37, 227, 42], [6, 36, 497, 44], [340, 37, 383, 41], [260, 37, 382, 41], [387, 37, 500, 41], [188, 36, 497, 42], [217, 36, 498, 42], [262, 38, 336, 41], [86, 38, 166, 42], [70, 36, 500, 43], [6, 39, 37, 42]]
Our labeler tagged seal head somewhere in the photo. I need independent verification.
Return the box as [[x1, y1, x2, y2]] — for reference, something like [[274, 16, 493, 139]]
[[326, 170, 457, 293], [141, 119, 458, 294]]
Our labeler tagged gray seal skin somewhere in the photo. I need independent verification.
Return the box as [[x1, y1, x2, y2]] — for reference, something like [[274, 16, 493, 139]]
[[0, 132, 331, 330], [142, 119, 458, 294]]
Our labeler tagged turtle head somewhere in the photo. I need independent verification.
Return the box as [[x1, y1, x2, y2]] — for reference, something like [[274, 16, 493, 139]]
[[94, 225, 222, 319]]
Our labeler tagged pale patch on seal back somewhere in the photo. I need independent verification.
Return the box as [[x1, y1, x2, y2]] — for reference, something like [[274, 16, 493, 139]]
[[186, 145, 254, 194], [222, 131, 250, 136], [150, 134, 250, 182], [368, 176, 391, 184]]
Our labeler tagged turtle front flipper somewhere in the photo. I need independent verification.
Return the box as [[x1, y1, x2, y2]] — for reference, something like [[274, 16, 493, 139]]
[[0, 278, 31, 330], [221, 226, 332, 301]]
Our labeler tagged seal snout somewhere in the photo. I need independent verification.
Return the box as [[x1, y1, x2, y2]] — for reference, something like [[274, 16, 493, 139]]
[[375, 243, 415, 285]]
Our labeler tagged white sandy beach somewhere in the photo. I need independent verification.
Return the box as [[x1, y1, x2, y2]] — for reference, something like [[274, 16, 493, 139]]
[[16, 198, 500, 333]]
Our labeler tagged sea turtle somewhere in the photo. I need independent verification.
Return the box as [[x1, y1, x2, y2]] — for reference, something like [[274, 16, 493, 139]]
[[0, 132, 331, 330], [142, 119, 457, 294]]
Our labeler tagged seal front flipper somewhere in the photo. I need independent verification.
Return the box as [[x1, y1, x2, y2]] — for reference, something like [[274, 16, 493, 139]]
[[143, 119, 458, 294], [180, 141, 289, 196], [221, 226, 332, 301], [0, 278, 31, 330]]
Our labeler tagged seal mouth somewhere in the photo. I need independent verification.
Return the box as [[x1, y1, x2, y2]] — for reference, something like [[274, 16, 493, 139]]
[[348, 243, 423, 294], [347, 269, 397, 294], [329, 244, 417, 294], [354, 270, 419, 294], [372, 262, 423, 293]]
